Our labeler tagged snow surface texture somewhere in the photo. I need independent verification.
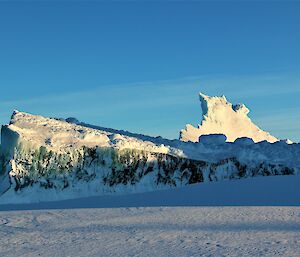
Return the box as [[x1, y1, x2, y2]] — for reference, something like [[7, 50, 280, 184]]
[[180, 93, 278, 143], [0, 110, 300, 203], [0, 207, 299, 257], [0, 175, 300, 257]]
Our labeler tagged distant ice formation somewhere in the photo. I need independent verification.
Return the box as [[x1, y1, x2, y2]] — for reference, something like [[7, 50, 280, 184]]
[[0, 102, 298, 204], [180, 93, 278, 143]]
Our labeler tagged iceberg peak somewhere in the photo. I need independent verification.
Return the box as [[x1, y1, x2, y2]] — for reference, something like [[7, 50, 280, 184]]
[[180, 92, 278, 143]]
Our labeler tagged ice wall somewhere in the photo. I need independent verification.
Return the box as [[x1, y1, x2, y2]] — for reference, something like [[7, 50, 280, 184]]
[[0, 110, 298, 203]]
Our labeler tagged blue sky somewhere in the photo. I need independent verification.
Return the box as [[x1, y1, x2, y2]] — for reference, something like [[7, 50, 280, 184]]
[[0, 1, 300, 141]]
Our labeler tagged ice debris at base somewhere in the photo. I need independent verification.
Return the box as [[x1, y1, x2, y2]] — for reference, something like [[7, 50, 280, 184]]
[[199, 134, 227, 145], [234, 137, 255, 146], [0, 97, 299, 203], [180, 93, 278, 143]]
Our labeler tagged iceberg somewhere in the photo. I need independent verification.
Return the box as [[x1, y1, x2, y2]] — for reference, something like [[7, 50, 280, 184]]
[[180, 93, 278, 143]]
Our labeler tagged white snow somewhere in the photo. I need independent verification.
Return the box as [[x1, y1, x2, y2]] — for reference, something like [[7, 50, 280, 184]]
[[1, 110, 300, 203], [0, 175, 300, 257], [4, 110, 300, 166], [6, 111, 172, 154], [1, 207, 299, 257], [0, 95, 298, 257], [180, 93, 278, 143]]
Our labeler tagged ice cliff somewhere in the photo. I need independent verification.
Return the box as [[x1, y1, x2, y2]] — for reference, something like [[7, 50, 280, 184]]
[[0, 107, 299, 203], [180, 93, 278, 143]]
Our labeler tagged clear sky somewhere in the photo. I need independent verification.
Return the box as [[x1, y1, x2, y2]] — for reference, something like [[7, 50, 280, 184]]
[[0, 1, 300, 141]]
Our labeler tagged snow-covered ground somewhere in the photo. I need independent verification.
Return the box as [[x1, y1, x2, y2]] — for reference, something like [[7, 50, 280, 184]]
[[0, 175, 300, 257], [0, 207, 299, 257], [0, 93, 299, 256], [1, 174, 300, 210]]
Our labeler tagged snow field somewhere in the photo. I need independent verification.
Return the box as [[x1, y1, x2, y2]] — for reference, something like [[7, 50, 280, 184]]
[[0, 207, 299, 257]]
